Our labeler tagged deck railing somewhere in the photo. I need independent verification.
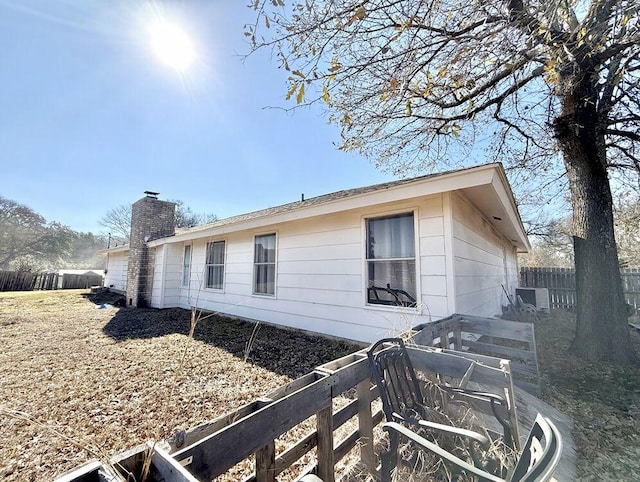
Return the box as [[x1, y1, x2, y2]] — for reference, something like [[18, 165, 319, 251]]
[[412, 314, 540, 394]]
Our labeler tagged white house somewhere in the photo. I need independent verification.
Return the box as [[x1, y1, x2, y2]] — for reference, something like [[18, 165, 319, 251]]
[[103, 163, 529, 342]]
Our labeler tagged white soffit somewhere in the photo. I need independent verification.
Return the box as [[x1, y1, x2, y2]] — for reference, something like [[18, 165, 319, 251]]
[[458, 172, 530, 252]]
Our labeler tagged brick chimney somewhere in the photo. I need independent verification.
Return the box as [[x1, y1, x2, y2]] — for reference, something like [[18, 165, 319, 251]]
[[126, 192, 176, 308]]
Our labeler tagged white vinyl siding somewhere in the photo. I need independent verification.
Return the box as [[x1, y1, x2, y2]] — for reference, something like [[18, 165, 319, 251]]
[[154, 196, 450, 342], [205, 241, 225, 290], [163, 244, 184, 307], [452, 192, 518, 316], [254, 233, 276, 295], [182, 245, 191, 287], [151, 244, 183, 308], [104, 251, 128, 292]]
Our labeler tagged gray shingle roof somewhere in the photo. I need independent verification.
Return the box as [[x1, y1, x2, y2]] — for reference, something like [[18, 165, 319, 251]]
[[175, 164, 492, 236]]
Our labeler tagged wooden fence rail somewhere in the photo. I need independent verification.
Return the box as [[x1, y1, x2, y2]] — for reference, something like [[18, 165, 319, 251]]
[[520, 267, 640, 311]]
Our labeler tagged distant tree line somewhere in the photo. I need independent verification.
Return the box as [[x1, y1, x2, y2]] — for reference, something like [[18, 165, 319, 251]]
[[0, 195, 107, 271], [1, 195, 218, 272]]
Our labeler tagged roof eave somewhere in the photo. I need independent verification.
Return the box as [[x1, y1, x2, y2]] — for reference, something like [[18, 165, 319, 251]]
[[99, 245, 130, 254], [147, 163, 527, 249]]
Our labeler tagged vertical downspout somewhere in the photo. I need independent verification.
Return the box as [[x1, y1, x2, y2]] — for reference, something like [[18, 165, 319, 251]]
[[104, 253, 109, 288], [158, 245, 167, 308], [442, 192, 457, 315]]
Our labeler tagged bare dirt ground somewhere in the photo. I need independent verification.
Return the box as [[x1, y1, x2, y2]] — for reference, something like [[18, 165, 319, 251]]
[[0, 290, 358, 481], [2, 290, 640, 481]]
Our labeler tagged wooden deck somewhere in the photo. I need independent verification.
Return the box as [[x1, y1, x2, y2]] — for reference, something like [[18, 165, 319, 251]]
[[56, 316, 576, 482]]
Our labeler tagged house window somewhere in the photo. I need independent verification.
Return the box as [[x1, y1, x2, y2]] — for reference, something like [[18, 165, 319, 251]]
[[205, 240, 226, 290], [182, 245, 191, 287], [254, 233, 276, 295], [366, 212, 417, 307]]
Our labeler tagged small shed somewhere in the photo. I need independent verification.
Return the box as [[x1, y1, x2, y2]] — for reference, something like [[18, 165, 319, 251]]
[[57, 269, 104, 290]]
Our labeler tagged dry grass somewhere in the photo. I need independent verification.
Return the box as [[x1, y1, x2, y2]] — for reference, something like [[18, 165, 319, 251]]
[[535, 310, 640, 481], [4, 290, 640, 481], [0, 290, 357, 481]]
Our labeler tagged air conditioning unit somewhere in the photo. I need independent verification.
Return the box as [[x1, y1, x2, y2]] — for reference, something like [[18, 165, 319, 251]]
[[515, 288, 550, 312]]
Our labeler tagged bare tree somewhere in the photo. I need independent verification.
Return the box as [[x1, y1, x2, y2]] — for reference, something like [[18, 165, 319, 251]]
[[614, 194, 640, 268], [171, 200, 218, 229], [522, 196, 639, 268], [99, 201, 217, 245], [520, 218, 574, 268], [250, 0, 640, 362], [98, 204, 131, 245]]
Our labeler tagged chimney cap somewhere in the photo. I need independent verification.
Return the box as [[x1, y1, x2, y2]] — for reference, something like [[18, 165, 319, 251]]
[[144, 191, 160, 198]]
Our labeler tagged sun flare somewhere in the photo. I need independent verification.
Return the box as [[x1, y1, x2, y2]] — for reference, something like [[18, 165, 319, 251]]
[[148, 19, 196, 71]]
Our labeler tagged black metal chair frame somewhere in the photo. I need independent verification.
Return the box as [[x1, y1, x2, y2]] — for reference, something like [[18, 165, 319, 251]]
[[382, 412, 562, 482], [367, 283, 417, 307], [367, 338, 515, 448]]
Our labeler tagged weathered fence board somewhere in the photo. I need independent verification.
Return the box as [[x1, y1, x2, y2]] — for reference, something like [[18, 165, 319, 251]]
[[316, 406, 334, 482], [54, 460, 120, 482], [172, 377, 333, 480], [255, 441, 275, 482], [62, 274, 103, 289], [0, 271, 103, 292], [32, 272, 59, 291], [520, 266, 640, 311], [149, 444, 199, 482], [0, 270, 35, 291]]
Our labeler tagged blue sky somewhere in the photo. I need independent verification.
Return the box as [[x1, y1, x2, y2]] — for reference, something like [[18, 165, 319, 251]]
[[0, 0, 398, 234]]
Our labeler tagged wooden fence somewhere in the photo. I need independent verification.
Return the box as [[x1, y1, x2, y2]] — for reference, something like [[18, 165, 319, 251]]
[[61, 274, 104, 289], [0, 270, 35, 291], [0, 271, 103, 292], [32, 272, 60, 291], [0, 271, 58, 291], [412, 313, 540, 395], [57, 316, 535, 482], [520, 267, 640, 311]]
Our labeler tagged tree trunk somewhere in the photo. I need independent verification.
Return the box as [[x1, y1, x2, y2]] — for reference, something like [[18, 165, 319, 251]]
[[555, 91, 637, 364], [567, 170, 633, 363]]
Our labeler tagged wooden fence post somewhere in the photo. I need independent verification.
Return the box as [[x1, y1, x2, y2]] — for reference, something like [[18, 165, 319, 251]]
[[316, 406, 334, 482], [356, 379, 375, 472], [453, 320, 463, 351], [255, 441, 275, 482]]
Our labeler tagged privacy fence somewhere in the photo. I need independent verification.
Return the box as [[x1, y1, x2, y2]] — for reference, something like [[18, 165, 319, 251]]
[[519, 267, 640, 311], [0, 271, 103, 292]]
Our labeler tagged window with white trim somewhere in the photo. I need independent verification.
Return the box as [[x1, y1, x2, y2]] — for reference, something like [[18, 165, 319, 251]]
[[366, 212, 417, 307], [254, 233, 276, 295], [182, 244, 191, 287], [205, 240, 225, 290]]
